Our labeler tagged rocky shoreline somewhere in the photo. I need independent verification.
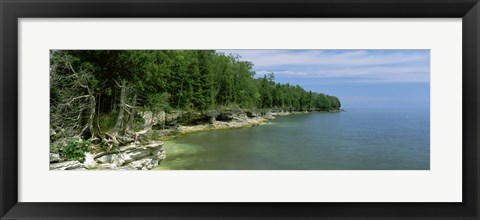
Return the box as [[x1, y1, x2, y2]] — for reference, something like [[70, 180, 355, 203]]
[[50, 141, 165, 170], [49, 109, 342, 170], [145, 109, 324, 137]]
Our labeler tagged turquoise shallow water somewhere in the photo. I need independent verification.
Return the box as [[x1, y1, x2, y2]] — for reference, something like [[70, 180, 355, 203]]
[[155, 108, 430, 170]]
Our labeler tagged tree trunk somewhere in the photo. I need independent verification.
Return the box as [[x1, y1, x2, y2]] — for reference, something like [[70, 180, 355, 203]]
[[84, 94, 96, 138], [112, 87, 117, 113], [126, 93, 137, 131], [112, 79, 126, 135]]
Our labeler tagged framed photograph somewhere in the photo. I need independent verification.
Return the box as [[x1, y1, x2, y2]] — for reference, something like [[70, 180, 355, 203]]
[[1, 0, 479, 219]]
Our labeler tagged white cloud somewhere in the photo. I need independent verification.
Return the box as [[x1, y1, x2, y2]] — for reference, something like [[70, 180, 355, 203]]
[[218, 50, 430, 83], [218, 50, 429, 67], [255, 70, 309, 76]]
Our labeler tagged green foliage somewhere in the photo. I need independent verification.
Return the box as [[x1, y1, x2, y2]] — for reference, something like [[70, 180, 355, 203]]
[[147, 92, 171, 113], [141, 131, 161, 142], [131, 113, 146, 131], [98, 112, 118, 132], [50, 143, 59, 154], [62, 138, 90, 162], [50, 50, 342, 138]]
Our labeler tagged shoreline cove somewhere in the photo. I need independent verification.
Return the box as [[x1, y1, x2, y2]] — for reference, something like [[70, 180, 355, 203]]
[[49, 109, 343, 170], [154, 108, 429, 170]]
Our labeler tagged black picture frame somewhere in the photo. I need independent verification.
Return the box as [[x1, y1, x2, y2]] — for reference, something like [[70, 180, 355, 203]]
[[1, 0, 479, 219]]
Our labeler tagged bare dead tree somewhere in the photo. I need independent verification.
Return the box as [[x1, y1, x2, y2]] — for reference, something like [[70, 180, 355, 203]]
[[65, 59, 96, 138], [102, 79, 141, 148], [126, 93, 137, 131], [50, 54, 97, 140], [111, 79, 127, 136], [51, 52, 150, 152]]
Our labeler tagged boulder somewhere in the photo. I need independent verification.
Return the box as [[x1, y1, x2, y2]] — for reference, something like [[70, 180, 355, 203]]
[[49, 153, 61, 163], [83, 152, 97, 169]]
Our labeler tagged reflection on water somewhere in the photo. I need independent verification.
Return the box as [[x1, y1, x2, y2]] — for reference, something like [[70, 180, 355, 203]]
[[154, 108, 430, 170]]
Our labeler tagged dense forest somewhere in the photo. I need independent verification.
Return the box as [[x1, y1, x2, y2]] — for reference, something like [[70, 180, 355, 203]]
[[50, 50, 341, 158]]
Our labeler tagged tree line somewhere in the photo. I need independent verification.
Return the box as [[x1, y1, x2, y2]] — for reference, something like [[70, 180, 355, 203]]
[[50, 50, 341, 140]]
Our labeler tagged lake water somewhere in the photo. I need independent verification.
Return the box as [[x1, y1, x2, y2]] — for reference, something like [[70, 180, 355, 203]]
[[154, 108, 430, 170]]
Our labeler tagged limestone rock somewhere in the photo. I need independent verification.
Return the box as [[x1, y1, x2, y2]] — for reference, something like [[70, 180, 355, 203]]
[[93, 141, 165, 170], [165, 111, 183, 126], [83, 152, 97, 169], [50, 153, 61, 163], [263, 111, 275, 120], [50, 161, 85, 170], [126, 157, 160, 170], [96, 163, 118, 170], [96, 154, 120, 165]]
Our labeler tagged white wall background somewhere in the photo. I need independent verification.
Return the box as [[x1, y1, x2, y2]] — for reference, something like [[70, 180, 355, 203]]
[[19, 18, 462, 202]]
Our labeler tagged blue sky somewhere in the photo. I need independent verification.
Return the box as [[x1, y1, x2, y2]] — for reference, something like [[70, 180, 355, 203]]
[[217, 50, 430, 109]]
